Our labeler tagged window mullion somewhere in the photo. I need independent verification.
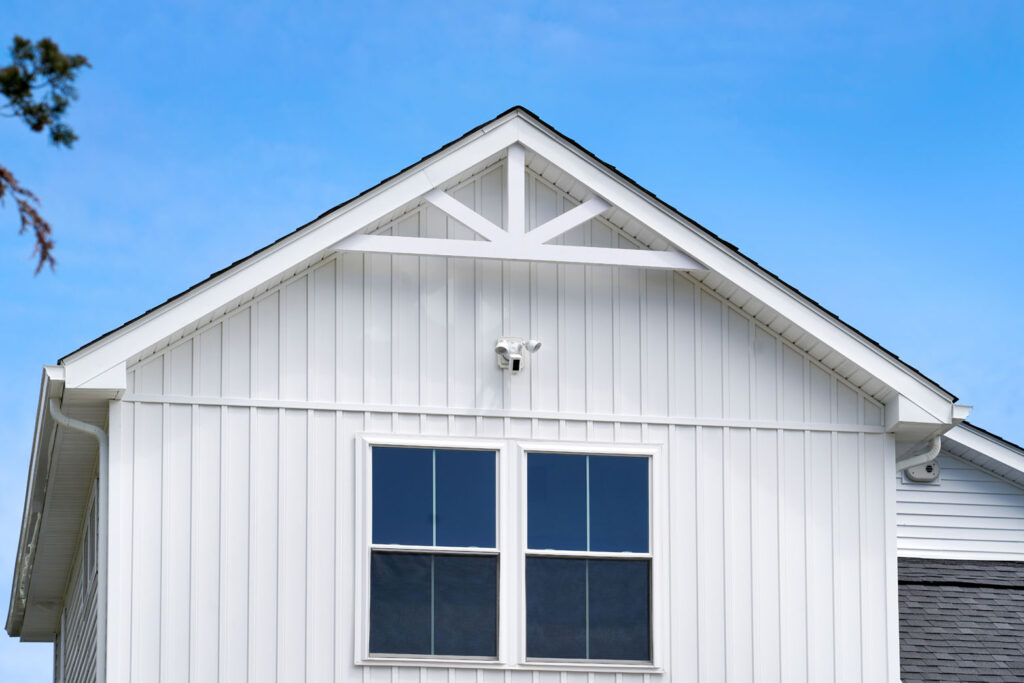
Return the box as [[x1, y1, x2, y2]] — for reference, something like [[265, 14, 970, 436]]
[[432, 449, 437, 547]]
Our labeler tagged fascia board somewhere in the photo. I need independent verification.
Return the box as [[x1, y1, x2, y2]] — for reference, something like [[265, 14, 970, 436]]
[[6, 366, 63, 636], [946, 424, 1024, 477], [61, 115, 522, 388], [514, 118, 955, 424]]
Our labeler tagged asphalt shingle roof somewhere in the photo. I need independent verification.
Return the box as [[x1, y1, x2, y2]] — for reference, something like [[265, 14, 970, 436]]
[[900, 558, 1024, 682]]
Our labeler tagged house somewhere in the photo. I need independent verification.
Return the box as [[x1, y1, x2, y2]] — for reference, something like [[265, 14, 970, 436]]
[[5, 106, 1021, 682]]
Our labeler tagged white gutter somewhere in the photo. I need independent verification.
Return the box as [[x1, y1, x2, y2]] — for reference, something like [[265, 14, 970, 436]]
[[47, 399, 108, 460], [46, 398, 108, 682], [896, 436, 942, 473]]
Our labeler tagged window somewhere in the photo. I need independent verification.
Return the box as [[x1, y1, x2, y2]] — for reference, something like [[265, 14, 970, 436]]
[[368, 446, 498, 658], [359, 437, 660, 670], [526, 452, 651, 661]]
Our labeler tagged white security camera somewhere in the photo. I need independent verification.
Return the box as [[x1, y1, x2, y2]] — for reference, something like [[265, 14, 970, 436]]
[[495, 336, 542, 374]]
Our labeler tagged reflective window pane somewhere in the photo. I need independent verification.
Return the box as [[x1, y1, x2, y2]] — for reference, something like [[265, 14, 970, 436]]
[[435, 449, 495, 548], [528, 453, 587, 551], [369, 553, 431, 655], [434, 555, 498, 656], [370, 552, 497, 657], [526, 557, 586, 659], [588, 559, 651, 661], [589, 456, 649, 553], [372, 447, 432, 545]]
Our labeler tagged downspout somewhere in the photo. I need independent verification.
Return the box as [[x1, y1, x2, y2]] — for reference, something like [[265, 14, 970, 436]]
[[48, 399, 108, 683], [895, 436, 942, 473]]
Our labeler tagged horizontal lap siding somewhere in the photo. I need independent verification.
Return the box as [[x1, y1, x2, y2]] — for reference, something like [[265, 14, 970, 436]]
[[896, 452, 1024, 560], [56, 486, 97, 683]]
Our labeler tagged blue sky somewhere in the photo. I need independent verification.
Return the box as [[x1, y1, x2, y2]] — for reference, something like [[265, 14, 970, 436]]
[[1, 1, 1022, 677]]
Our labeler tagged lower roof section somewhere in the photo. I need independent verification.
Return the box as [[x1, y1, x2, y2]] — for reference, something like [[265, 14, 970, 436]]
[[899, 557, 1024, 682]]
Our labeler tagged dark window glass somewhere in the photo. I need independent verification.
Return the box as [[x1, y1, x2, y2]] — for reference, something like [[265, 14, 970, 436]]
[[369, 552, 432, 655], [588, 560, 651, 661], [372, 447, 432, 546], [435, 449, 495, 548], [526, 557, 586, 659], [589, 456, 649, 553], [370, 552, 497, 657], [528, 453, 587, 551], [434, 555, 498, 656], [526, 557, 650, 661]]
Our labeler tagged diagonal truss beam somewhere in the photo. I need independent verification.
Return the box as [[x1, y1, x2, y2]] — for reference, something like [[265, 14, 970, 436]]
[[527, 197, 611, 245], [423, 188, 508, 243]]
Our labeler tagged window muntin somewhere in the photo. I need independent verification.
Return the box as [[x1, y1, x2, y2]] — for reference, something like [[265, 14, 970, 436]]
[[526, 452, 651, 662], [369, 446, 498, 658]]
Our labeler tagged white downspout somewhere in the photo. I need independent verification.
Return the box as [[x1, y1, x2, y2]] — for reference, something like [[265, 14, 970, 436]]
[[48, 399, 108, 683], [895, 436, 942, 473]]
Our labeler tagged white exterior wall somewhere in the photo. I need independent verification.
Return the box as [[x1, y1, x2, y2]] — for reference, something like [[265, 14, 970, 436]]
[[105, 169, 897, 682], [897, 451, 1024, 560], [55, 482, 98, 683]]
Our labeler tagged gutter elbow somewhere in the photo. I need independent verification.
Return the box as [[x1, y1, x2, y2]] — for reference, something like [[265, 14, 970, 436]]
[[896, 436, 942, 473]]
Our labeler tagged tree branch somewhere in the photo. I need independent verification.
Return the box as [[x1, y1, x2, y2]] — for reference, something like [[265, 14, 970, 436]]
[[0, 163, 55, 273]]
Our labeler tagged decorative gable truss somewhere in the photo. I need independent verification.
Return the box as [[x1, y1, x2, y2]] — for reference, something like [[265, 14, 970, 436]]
[[333, 144, 704, 270]]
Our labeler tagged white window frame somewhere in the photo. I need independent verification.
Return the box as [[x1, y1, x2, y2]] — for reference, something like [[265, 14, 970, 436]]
[[515, 440, 665, 672], [354, 434, 666, 674], [354, 434, 511, 667]]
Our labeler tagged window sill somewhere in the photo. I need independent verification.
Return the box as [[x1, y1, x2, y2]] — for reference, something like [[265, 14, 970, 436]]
[[357, 657, 664, 674]]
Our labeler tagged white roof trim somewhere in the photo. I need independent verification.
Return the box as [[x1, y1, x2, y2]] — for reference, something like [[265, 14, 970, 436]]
[[944, 423, 1024, 487], [57, 108, 955, 424]]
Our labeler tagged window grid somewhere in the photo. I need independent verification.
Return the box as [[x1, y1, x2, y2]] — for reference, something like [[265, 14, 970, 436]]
[[369, 446, 499, 659], [525, 451, 652, 663]]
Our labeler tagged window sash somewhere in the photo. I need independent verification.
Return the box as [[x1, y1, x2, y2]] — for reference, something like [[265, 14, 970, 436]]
[[371, 445, 499, 549], [525, 451, 651, 554], [368, 444, 502, 660], [523, 450, 653, 663]]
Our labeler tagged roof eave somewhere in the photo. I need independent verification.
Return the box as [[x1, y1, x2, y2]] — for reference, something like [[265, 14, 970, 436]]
[[6, 366, 63, 638]]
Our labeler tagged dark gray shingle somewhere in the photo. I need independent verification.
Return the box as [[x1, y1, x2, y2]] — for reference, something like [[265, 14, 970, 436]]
[[900, 558, 1024, 682]]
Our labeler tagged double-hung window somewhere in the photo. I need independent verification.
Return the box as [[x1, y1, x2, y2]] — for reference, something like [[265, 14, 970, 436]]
[[525, 452, 651, 662], [362, 438, 656, 668], [369, 446, 499, 658]]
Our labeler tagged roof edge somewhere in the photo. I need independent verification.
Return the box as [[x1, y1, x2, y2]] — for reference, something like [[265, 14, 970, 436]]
[[56, 105, 956, 414], [6, 366, 63, 637]]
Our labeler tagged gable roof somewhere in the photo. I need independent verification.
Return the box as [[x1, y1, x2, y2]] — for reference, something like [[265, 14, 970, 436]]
[[10, 106, 972, 641], [55, 105, 958, 424]]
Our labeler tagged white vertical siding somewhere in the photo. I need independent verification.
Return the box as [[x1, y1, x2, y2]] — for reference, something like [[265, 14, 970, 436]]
[[896, 451, 1024, 560], [107, 167, 894, 681], [110, 406, 892, 683]]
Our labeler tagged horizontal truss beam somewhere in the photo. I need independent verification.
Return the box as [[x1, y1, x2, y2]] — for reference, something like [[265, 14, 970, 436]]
[[333, 234, 704, 270]]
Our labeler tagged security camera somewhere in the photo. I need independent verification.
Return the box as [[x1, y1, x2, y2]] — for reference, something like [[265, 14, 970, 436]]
[[495, 336, 542, 374]]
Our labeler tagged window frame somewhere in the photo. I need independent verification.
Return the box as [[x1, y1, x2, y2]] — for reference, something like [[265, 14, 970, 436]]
[[516, 440, 664, 671], [355, 434, 511, 666], [355, 434, 665, 674]]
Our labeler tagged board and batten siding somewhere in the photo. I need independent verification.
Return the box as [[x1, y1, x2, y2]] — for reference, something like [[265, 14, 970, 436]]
[[106, 167, 896, 681], [897, 451, 1024, 560]]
